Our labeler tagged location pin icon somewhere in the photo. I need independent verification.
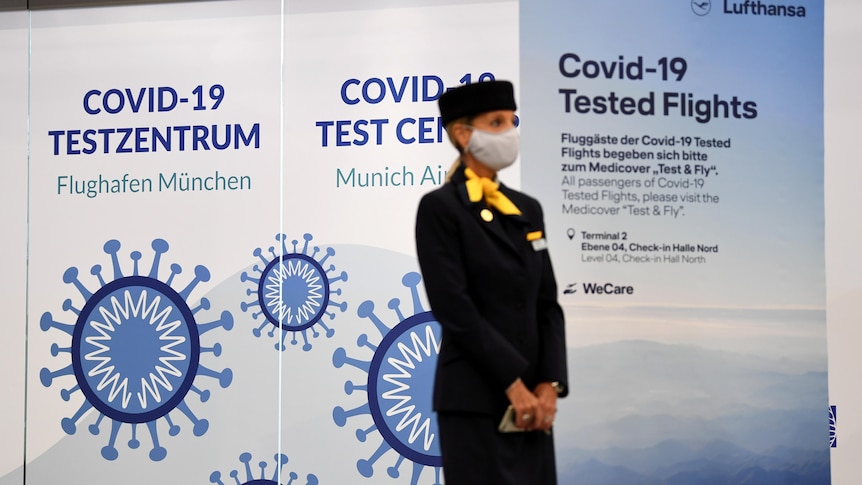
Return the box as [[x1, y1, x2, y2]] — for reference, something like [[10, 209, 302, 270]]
[[566, 228, 576, 240]]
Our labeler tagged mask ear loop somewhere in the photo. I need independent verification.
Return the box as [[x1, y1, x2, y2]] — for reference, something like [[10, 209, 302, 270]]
[[445, 123, 474, 182]]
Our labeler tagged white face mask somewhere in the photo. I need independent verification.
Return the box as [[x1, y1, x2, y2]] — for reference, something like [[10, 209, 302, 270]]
[[465, 126, 520, 171]]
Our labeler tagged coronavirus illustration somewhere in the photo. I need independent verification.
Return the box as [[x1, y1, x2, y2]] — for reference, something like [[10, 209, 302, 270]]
[[332, 271, 442, 485], [241, 233, 347, 351], [209, 451, 319, 485], [39, 238, 234, 461]]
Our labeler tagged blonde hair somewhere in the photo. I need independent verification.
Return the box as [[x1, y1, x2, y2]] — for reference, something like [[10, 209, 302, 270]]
[[444, 115, 475, 154]]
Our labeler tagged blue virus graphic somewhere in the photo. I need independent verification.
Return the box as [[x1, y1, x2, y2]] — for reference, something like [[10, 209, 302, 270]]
[[332, 271, 442, 485], [209, 451, 319, 485], [241, 233, 347, 351], [39, 238, 234, 461], [830, 405, 837, 448]]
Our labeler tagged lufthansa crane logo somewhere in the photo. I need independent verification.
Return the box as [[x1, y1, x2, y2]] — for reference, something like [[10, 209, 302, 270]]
[[692, 0, 712, 15]]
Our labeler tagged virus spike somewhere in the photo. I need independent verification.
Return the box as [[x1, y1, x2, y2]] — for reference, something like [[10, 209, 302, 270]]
[[40, 312, 73, 336], [62, 298, 82, 316], [102, 239, 124, 280], [59, 384, 79, 401], [432, 466, 443, 485], [178, 265, 211, 299], [387, 453, 406, 478], [130, 251, 142, 276], [49, 343, 69, 356], [275, 233, 288, 254], [201, 342, 222, 356], [357, 423, 377, 442], [252, 246, 269, 266], [148, 238, 170, 279], [61, 400, 92, 434], [328, 299, 348, 315], [191, 297, 211, 315], [356, 300, 390, 337], [317, 320, 336, 338], [344, 379, 367, 395], [332, 347, 370, 372], [328, 270, 348, 284], [410, 462, 432, 485], [126, 423, 141, 449], [146, 419, 167, 461], [208, 471, 225, 485], [89, 412, 107, 435], [388, 297, 406, 322], [407, 460, 429, 485], [165, 263, 182, 286], [357, 440, 393, 478], [40, 363, 73, 387], [292, 329, 311, 351], [240, 271, 261, 286], [196, 364, 233, 388], [164, 413, 181, 436], [198, 310, 234, 335], [239, 452, 254, 481], [356, 333, 378, 352], [241, 299, 262, 315], [300, 233, 313, 254], [175, 400, 209, 436], [101, 419, 122, 460], [191, 384, 211, 402], [318, 246, 335, 266], [62, 267, 93, 300], [280, 327, 296, 350], [91, 264, 107, 287], [402, 272, 426, 314], [252, 319, 269, 337], [333, 402, 371, 426], [272, 453, 289, 481]]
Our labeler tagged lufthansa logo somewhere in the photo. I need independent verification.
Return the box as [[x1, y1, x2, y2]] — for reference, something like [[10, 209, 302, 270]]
[[691, 0, 712, 16]]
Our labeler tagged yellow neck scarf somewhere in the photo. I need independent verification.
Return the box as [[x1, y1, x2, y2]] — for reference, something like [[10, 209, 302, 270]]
[[464, 167, 521, 216]]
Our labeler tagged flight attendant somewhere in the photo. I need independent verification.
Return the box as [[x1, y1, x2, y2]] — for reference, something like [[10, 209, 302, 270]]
[[415, 80, 568, 485]]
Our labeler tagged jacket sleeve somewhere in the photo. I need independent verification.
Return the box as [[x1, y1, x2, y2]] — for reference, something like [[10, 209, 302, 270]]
[[415, 192, 529, 392], [532, 203, 569, 397]]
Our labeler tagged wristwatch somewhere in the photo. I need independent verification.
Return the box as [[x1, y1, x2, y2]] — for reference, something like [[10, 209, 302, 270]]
[[550, 381, 565, 395]]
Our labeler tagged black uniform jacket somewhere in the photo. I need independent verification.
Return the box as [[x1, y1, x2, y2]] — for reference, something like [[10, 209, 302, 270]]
[[415, 163, 568, 417]]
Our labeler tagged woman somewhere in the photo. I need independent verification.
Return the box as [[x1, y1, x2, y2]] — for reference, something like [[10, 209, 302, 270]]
[[415, 80, 568, 484]]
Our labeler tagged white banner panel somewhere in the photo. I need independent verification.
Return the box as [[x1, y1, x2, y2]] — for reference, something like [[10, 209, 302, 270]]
[[24, 2, 283, 483], [277, 2, 517, 482]]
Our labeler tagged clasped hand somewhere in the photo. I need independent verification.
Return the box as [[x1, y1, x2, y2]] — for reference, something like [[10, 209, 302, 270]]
[[505, 378, 557, 432]]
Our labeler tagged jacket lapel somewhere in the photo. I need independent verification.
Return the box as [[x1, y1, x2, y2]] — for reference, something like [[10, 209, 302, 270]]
[[454, 175, 527, 260]]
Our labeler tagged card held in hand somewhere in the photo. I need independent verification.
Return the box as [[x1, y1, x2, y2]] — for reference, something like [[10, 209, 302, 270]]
[[497, 405, 526, 433]]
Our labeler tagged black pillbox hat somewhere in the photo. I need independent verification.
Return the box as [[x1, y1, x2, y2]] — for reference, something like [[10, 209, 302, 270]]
[[437, 80, 517, 126]]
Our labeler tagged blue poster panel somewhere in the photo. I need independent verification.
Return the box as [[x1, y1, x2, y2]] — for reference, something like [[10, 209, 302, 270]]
[[521, 1, 828, 483]]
